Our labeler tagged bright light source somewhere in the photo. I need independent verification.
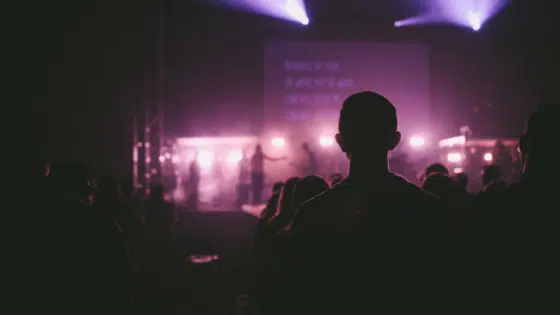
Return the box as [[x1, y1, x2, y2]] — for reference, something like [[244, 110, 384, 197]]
[[172, 154, 180, 164], [158, 155, 165, 163], [319, 135, 334, 147], [226, 150, 243, 165], [164, 152, 171, 159], [468, 11, 481, 31], [439, 136, 466, 148], [172, 188, 185, 201], [271, 137, 285, 148], [285, 0, 308, 25], [410, 136, 425, 148], [391, 1, 509, 31], [453, 167, 463, 174], [197, 150, 214, 168], [483, 152, 493, 162], [447, 152, 462, 163]]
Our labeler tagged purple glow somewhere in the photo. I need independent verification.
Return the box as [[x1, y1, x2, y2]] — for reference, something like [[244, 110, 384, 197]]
[[394, 0, 509, 31]]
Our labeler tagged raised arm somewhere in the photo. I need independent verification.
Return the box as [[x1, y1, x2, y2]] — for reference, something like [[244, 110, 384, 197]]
[[264, 154, 287, 162]]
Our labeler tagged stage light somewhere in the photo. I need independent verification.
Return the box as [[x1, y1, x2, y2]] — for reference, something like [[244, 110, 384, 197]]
[[410, 136, 425, 148], [438, 136, 466, 148], [300, 16, 309, 25], [172, 154, 180, 164], [158, 155, 165, 163], [226, 150, 243, 165], [483, 152, 493, 162], [172, 188, 185, 201], [319, 135, 334, 147], [447, 152, 462, 163], [453, 167, 463, 174], [197, 150, 214, 168], [271, 137, 285, 148], [468, 11, 481, 31], [164, 152, 171, 159]]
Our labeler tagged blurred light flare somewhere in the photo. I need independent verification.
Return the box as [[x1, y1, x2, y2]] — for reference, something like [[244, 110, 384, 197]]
[[213, 0, 309, 25], [447, 152, 462, 163], [393, 0, 509, 31], [319, 135, 334, 147], [197, 150, 214, 168], [483, 152, 493, 162], [410, 136, 425, 148], [271, 137, 286, 148], [226, 150, 243, 165]]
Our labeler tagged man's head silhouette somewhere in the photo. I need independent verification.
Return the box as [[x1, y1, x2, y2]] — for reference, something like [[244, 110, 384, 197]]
[[519, 104, 559, 163], [336, 91, 401, 158]]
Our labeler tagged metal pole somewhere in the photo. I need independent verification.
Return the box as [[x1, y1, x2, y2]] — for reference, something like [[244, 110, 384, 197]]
[[157, 0, 165, 182]]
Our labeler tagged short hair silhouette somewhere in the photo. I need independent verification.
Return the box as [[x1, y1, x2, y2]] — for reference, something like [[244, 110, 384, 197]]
[[425, 163, 449, 177], [337, 91, 399, 153], [421, 172, 454, 197], [293, 175, 329, 208], [521, 104, 560, 156], [482, 164, 502, 186]]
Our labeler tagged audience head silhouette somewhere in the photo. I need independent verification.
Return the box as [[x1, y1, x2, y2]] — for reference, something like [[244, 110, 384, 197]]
[[272, 177, 300, 222], [293, 175, 329, 208], [425, 163, 449, 177], [336, 91, 400, 159], [482, 164, 502, 187], [421, 172, 454, 198], [519, 104, 560, 171]]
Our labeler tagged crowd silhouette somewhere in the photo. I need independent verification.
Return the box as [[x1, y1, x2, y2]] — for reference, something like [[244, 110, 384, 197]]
[[28, 91, 560, 314]]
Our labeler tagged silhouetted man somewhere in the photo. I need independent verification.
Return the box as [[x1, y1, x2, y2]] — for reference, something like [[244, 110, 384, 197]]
[[281, 92, 454, 315], [236, 148, 252, 209], [187, 153, 201, 209], [291, 142, 318, 176], [423, 162, 449, 181], [38, 162, 132, 313], [251, 144, 285, 204], [486, 104, 560, 313]]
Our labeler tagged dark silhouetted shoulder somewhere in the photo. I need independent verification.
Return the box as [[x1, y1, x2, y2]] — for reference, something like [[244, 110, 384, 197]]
[[289, 173, 442, 236], [282, 174, 451, 315]]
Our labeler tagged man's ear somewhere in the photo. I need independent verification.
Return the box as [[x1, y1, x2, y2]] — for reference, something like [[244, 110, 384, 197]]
[[388, 131, 401, 150], [335, 133, 347, 153]]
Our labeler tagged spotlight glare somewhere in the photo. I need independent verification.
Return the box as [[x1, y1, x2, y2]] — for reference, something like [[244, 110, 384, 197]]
[[483, 152, 493, 162], [447, 152, 462, 163], [197, 150, 214, 168], [226, 150, 243, 165], [468, 11, 482, 31], [319, 135, 334, 147], [410, 136, 425, 148], [271, 137, 285, 148]]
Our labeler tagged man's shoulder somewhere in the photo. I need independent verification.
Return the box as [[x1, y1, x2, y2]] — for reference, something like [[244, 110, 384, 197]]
[[391, 174, 441, 205], [290, 183, 350, 228]]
